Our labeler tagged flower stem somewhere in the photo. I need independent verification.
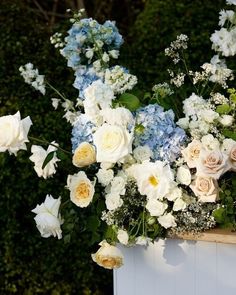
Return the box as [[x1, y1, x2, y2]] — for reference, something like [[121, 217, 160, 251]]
[[28, 136, 72, 155]]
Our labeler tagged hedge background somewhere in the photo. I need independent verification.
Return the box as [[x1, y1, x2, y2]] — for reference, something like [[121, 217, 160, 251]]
[[0, 0, 227, 294]]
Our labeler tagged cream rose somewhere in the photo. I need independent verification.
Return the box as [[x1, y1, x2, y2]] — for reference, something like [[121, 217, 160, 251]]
[[229, 144, 236, 171], [182, 140, 202, 168], [92, 241, 124, 269], [72, 142, 96, 167], [31, 195, 63, 239], [67, 171, 95, 207], [196, 149, 230, 179], [190, 176, 219, 202], [93, 123, 132, 163], [0, 111, 32, 155]]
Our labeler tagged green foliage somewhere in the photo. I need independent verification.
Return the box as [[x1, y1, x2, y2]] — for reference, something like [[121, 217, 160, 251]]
[[118, 92, 141, 111]]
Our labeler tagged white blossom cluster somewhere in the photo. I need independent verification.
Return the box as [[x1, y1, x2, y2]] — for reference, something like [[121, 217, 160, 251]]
[[19, 63, 46, 95], [50, 32, 64, 48], [165, 34, 188, 63]]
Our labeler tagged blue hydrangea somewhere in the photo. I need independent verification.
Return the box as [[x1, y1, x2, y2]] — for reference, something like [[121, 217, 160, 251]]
[[71, 114, 95, 152], [73, 66, 100, 99], [134, 104, 186, 163], [61, 18, 123, 70]]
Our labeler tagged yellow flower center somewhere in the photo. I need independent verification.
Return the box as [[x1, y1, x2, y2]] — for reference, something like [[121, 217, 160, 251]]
[[75, 181, 90, 200], [148, 175, 159, 187]]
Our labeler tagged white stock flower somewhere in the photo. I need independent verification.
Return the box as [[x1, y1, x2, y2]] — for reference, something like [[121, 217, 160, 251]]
[[96, 169, 114, 186], [173, 198, 187, 211], [146, 199, 168, 217], [67, 171, 95, 207], [117, 229, 129, 245], [32, 195, 63, 239], [158, 213, 177, 229], [176, 166, 191, 185], [29, 142, 60, 179], [100, 107, 134, 127], [93, 123, 133, 163], [0, 111, 32, 155], [105, 193, 123, 211], [127, 161, 174, 199], [133, 145, 153, 163], [92, 240, 124, 269]]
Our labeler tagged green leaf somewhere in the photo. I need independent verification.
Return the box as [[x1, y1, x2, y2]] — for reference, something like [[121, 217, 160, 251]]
[[63, 234, 71, 244], [212, 207, 226, 224], [216, 104, 232, 114], [87, 215, 100, 232], [118, 93, 141, 111], [222, 129, 236, 141], [57, 149, 67, 160], [42, 151, 55, 169]]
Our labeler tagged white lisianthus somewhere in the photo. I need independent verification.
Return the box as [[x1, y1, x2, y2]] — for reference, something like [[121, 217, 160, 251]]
[[72, 142, 96, 167], [219, 115, 234, 126], [67, 171, 95, 207], [84, 80, 114, 109], [190, 176, 219, 202], [105, 193, 123, 211], [110, 176, 126, 195], [96, 168, 114, 186], [196, 149, 230, 179], [146, 199, 168, 217], [93, 123, 133, 163], [158, 213, 177, 229], [29, 142, 60, 179], [0, 111, 32, 155], [201, 134, 220, 151], [133, 145, 153, 163], [117, 229, 129, 245], [31, 195, 63, 239], [173, 198, 187, 211], [176, 166, 191, 185], [127, 160, 174, 199], [92, 240, 124, 269], [166, 187, 182, 201], [100, 107, 134, 127], [182, 140, 202, 168], [135, 236, 151, 246]]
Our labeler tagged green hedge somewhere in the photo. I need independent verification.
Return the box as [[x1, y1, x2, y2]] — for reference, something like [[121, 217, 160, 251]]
[[0, 0, 231, 294]]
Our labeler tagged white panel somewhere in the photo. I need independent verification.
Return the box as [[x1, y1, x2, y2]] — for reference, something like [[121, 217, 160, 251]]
[[115, 239, 236, 295]]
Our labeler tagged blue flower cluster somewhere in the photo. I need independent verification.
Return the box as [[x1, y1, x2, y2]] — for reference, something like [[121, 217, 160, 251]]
[[61, 18, 123, 70], [73, 66, 100, 99], [71, 114, 95, 152], [134, 104, 186, 162]]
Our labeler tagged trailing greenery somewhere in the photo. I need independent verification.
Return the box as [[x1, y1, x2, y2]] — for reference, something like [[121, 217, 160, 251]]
[[1, 0, 234, 293]]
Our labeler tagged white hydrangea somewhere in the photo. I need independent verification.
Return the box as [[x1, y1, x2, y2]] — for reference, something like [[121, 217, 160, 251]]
[[183, 93, 206, 117], [100, 107, 134, 127], [133, 146, 153, 163]]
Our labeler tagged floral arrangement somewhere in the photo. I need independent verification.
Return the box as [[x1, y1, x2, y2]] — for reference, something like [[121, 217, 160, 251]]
[[1, 1, 236, 270]]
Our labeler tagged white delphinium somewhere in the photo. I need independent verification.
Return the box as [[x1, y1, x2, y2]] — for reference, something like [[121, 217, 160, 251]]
[[19, 63, 46, 95], [211, 27, 236, 57], [219, 10, 235, 27], [51, 98, 61, 110], [32, 195, 63, 239], [29, 142, 60, 179], [104, 66, 138, 94]]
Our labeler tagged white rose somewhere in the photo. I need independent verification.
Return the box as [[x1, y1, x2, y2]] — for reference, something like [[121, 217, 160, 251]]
[[110, 176, 126, 195], [135, 236, 151, 246], [105, 193, 123, 211], [146, 199, 168, 217], [219, 115, 234, 126], [29, 142, 60, 179], [158, 213, 177, 229], [166, 187, 182, 201], [182, 140, 202, 168], [67, 171, 95, 207], [92, 240, 123, 269], [31, 195, 63, 239], [176, 166, 191, 185], [190, 176, 219, 202], [117, 229, 129, 245], [173, 198, 187, 211], [100, 107, 134, 127], [133, 145, 153, 163], [72, 142, 96, 167], [93, 123, 132, 163], [0, 111, 32, 155], [196, 149, 230, 179], [96, 168, 114, 186], [201, 134, 220, 151]]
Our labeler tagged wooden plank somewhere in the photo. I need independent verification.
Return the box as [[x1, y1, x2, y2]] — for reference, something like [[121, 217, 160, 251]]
[[170, 228, 236, 244]]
